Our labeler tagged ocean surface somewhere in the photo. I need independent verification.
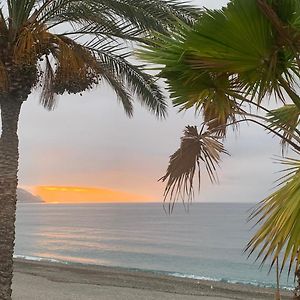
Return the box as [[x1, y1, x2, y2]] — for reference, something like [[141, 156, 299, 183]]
[[15, 203, 295, 289]]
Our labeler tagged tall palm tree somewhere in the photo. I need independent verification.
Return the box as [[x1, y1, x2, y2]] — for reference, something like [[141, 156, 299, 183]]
[[0, 1, 198, 299], [140, 0, 300, 284]]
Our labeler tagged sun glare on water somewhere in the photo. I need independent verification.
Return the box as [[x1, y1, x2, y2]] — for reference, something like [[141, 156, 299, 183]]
[[35, 186, 151, 204]]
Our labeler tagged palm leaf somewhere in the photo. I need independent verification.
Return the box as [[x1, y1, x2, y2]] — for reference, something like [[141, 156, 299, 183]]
[[140, 0, 300, 108], [37, 33, 167, 117], [139, 0, 300, 280], [247, 156, 300, 275], [160, 125, 228, 210], [35, 0, 199, 35], [89, 42, 167, 118], [186, 2, 294, 103], [99, 66, 134, 117], [40, 55, 56, 109], [1, 0, 198, 118], [139, 28, 244, 133], [267, 105, 300, 150], [8, 0, 36, 29]]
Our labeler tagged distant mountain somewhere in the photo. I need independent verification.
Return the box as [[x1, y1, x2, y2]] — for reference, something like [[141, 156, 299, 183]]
[[17, 188, 44, 203]]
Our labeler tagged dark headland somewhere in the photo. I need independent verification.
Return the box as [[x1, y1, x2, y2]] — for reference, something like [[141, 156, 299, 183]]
[[17, 188, 43, 203]]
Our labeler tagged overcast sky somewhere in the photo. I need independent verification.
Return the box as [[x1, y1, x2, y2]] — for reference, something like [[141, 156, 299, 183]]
[[16, 0, 284, 202]]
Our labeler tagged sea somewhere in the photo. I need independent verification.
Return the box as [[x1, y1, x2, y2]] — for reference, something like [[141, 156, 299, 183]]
[[14, 202, 295, 290]]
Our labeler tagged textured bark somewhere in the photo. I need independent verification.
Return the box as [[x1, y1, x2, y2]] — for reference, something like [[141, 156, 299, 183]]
[[0, 98, 22, 300]]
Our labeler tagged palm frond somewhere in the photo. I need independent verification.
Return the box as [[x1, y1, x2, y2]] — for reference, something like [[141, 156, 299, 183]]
[[99, 66, 133, 117], [187, 2, 293, 103], [37, 33, 101, 109], [270, 0, 300, 27], [37, 33, 166, 117], [139, 29, 244, 130], [28, 0, 194, 118], [267, 105, 300, 151], [40, 55, 56, 110], [40, 0, 123, 37], [95, 0, 199, 31], [140, 1, 300, 106], [89, 42, 167, 118], [34, 0, 199, 35], [246, 156, 300, 275], [58, 21, 145, 44], [256, 0, 300, 48], [160, 125, 228, 210], [8, 0, 36, 29], [138, 0, 300, 281]]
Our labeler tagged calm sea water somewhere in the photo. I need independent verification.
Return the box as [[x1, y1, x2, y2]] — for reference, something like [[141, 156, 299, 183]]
[[15, 203, 294, 289]]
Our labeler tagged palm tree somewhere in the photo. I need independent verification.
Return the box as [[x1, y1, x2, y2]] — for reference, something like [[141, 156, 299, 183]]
[[139, 0, 300, 287], [0, 1, 198, 299]]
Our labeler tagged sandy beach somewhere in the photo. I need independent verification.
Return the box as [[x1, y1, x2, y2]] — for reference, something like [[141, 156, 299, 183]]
[[12, 259, 294, 300]]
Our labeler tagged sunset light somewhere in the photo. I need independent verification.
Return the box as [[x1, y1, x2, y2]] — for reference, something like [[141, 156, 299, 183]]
[[35, 186, 151, 203]]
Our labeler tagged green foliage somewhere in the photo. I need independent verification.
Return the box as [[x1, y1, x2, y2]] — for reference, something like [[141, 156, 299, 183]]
[[267, 105, 300, 149], [0, 0, 199, 117], [140, 0, 300, 274], [247, 156, 300, 275]]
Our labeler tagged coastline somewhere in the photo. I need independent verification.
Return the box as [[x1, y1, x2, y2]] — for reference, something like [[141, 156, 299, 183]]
[[12, 259, 294, 299]]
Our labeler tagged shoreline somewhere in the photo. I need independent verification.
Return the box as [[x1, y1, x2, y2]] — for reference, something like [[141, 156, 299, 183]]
[[14, 254, 293, 290], [13, 259, 294, 299]]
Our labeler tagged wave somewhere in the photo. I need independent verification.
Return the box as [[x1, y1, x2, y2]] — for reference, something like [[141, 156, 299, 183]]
[[14, 254, 294, 291], [14, 254, 68, 264], [168, 272, 294, 291]]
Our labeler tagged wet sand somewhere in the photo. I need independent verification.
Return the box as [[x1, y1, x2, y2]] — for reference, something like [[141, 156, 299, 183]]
[[12, 259, 294, 300]]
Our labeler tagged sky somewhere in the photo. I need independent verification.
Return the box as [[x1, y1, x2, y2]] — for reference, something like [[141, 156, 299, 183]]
[[14, 0, 284, 203]]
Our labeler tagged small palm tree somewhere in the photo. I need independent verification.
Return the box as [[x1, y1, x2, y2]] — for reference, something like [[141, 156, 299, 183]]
[[140, 0, 300, 289], [0, 1, 198, 299]]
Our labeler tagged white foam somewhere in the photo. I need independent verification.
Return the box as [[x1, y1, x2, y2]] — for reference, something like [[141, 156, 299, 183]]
[[14, 255, 66, 264], [170, 272, 219, 282], [169, 272, 294, 291]]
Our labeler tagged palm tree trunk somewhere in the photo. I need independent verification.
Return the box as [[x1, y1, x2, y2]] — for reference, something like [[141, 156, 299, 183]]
[[0, 98, 22, 300]]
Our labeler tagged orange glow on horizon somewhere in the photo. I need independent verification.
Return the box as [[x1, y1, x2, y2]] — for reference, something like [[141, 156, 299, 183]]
[[35, 186, 152, 203]]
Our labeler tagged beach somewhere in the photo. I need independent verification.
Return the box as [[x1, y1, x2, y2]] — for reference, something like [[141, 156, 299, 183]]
[[12, 259, 293, 300]]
